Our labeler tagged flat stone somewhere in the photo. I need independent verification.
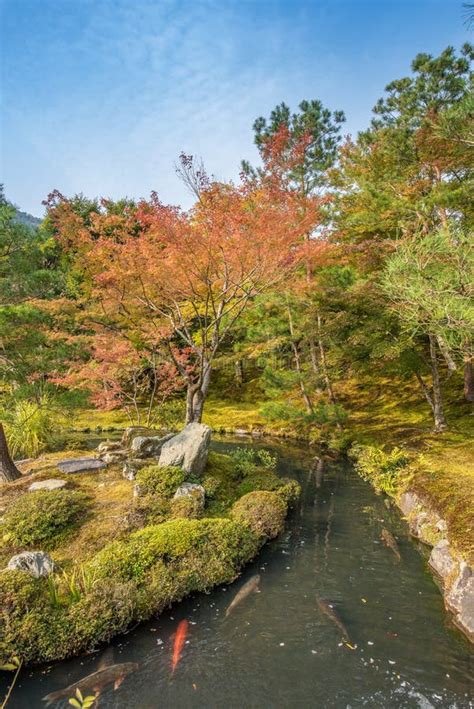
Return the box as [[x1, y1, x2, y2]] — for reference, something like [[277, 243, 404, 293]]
[[7, 551, 55, 578], [28, 479, 67, 492], [57, 457, 106, 474], [159, 423, 211, 476], [96, 440, 123, 454], [429, 540, 456, 582], [101, 450, 128, 464]]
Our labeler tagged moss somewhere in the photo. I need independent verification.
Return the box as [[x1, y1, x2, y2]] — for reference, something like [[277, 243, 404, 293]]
[[170, 496, 202, 519], [231, 491, 287, 540], [1, 489, 89, 548], [135, 465, 185, 498], [0, 517, 261, 665]]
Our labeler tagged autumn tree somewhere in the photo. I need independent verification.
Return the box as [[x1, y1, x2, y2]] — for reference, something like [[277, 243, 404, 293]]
[[48, 162, 319, 424]]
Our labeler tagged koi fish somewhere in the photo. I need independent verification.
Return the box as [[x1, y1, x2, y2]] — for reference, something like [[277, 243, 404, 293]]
[[381, 528, 401, 561], [42, 662, 138, 705], [225, 574, 261, 617], [316, 595, 353, 646], [171, 619, 189, 673]]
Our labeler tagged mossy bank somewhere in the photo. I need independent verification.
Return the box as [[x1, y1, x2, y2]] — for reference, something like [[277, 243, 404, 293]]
[[0, 445, 300, 666]]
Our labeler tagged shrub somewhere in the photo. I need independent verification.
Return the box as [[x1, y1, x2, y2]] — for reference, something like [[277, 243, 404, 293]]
[[202, 474, 221, 498], [231, 491, 287, 540], [170, 496, 202, 519], [1, 490, 88, 547], [231, 447, 277, 476], [275, 478, 301, 508], [135, 465, 185, 498], [349, 444, 409, 495], [4, 394, 65, 458]]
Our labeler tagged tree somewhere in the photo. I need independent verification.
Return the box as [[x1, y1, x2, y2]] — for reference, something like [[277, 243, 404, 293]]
[[48, 161, 320, 423], [382, 225, 474, 421]]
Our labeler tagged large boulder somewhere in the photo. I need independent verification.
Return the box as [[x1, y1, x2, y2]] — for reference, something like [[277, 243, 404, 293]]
[[7, 551, 55, 578], [28, 479, 67, 492], [429, 539, 456, 581], [130, 433, 175, 458], [158, 423, 211, 476]]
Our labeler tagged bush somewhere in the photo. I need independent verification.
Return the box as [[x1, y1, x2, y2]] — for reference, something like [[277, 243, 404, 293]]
[[135, 465, 185, 498], [231, 447, 277, 476], [275, 478, 301, 508], [231, 491, 287, 540], [349, 443, 409, 495], [4, 395, 65, 458], [170, 496, 202, 519], [1, 490, 88, 547], [202, 474, 221, 498]]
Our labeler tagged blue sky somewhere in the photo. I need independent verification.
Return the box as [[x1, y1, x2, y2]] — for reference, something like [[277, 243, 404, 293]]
[[0, 0, 469, 216]]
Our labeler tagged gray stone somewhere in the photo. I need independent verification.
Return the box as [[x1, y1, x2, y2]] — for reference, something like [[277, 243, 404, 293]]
[[173, 482, 205, 509], [122, 459, 149, 481], [234, 428, 251, 437], [130, 433, 175, 458], [398, 491, 421, 517], [121, 426, 163, 447], [57, 457, 106, 474], [28, 479, 67, 492], [159, 423, 211, 476], [96, 440, 123, 455], [101, 450, 128, 464], [7, 551, 55, 578], [429, 540, 456, 581], [446, 562, 474, 642]]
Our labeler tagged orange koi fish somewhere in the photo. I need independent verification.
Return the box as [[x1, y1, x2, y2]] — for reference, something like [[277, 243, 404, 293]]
[[171, 620, 189, 673]]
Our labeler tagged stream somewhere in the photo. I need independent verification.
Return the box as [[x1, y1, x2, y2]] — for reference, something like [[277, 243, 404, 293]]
[[3, 438, 473, 708]]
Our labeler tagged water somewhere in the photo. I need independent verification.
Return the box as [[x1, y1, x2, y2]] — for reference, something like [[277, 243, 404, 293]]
[[3, 439, 473, 708]]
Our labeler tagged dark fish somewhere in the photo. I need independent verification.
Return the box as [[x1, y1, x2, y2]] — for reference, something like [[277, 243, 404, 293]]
[[225, 574, 261, 617], [381, 528, 401, 561], [42, 662, 138, 705], [316, 596, 352, 645]]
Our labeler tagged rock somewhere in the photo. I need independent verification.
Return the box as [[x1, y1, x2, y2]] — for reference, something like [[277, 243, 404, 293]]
[[28, 479, 67, 492], [234, 428, 250, 437], [398, 491, 421, 517], [429, 540, 456, 582], [96, 440, 123, 455], [122, 459, 149, 481], [173, 482, 205, 510], [446, 562, 474, 642], [121, 426, 164, 447], [159, 423, 211, 476], [130, 433, 175, 458], [57, 457, 107, 474], [101, 450, 128, 464], [7, 551, 55, 578]]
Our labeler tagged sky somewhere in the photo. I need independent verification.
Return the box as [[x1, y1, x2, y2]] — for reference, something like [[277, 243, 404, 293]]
[[0, 0, 470, 217]]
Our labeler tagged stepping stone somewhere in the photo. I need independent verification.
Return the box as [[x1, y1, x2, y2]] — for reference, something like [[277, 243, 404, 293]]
[[57, 457, 107, 474], [28, 479, 67, 491]]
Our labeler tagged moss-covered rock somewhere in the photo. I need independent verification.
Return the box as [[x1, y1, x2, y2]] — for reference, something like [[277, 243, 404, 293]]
[[231, 491, 287, 540], [170, 495, 202, 519], [1, 490, 88, 548]]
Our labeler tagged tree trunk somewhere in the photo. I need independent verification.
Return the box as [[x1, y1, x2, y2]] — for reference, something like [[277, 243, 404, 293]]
[[286, 299, 313, 415], [185, 363, 212, 424], [0, 423, 21, 483], [234, 359, 244, 387], [464, 355, 474, 403], [429, 334, 448, 432]]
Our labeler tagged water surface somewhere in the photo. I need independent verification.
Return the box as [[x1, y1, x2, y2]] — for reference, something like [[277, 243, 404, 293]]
[[4, 439, 473, 708]]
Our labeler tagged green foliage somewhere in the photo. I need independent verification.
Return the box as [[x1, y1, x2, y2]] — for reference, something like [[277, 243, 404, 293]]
[[1, 490, 88, 547], [4, 394, 65, 458], [350, 444, 410, 496], [231, 447, 277, 476], [135, 465, 185, 498], [170, 495, 202, 519], [69, 688, 98, 709], [274, 478, 301, 508], [231, 491, 287, 540]]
